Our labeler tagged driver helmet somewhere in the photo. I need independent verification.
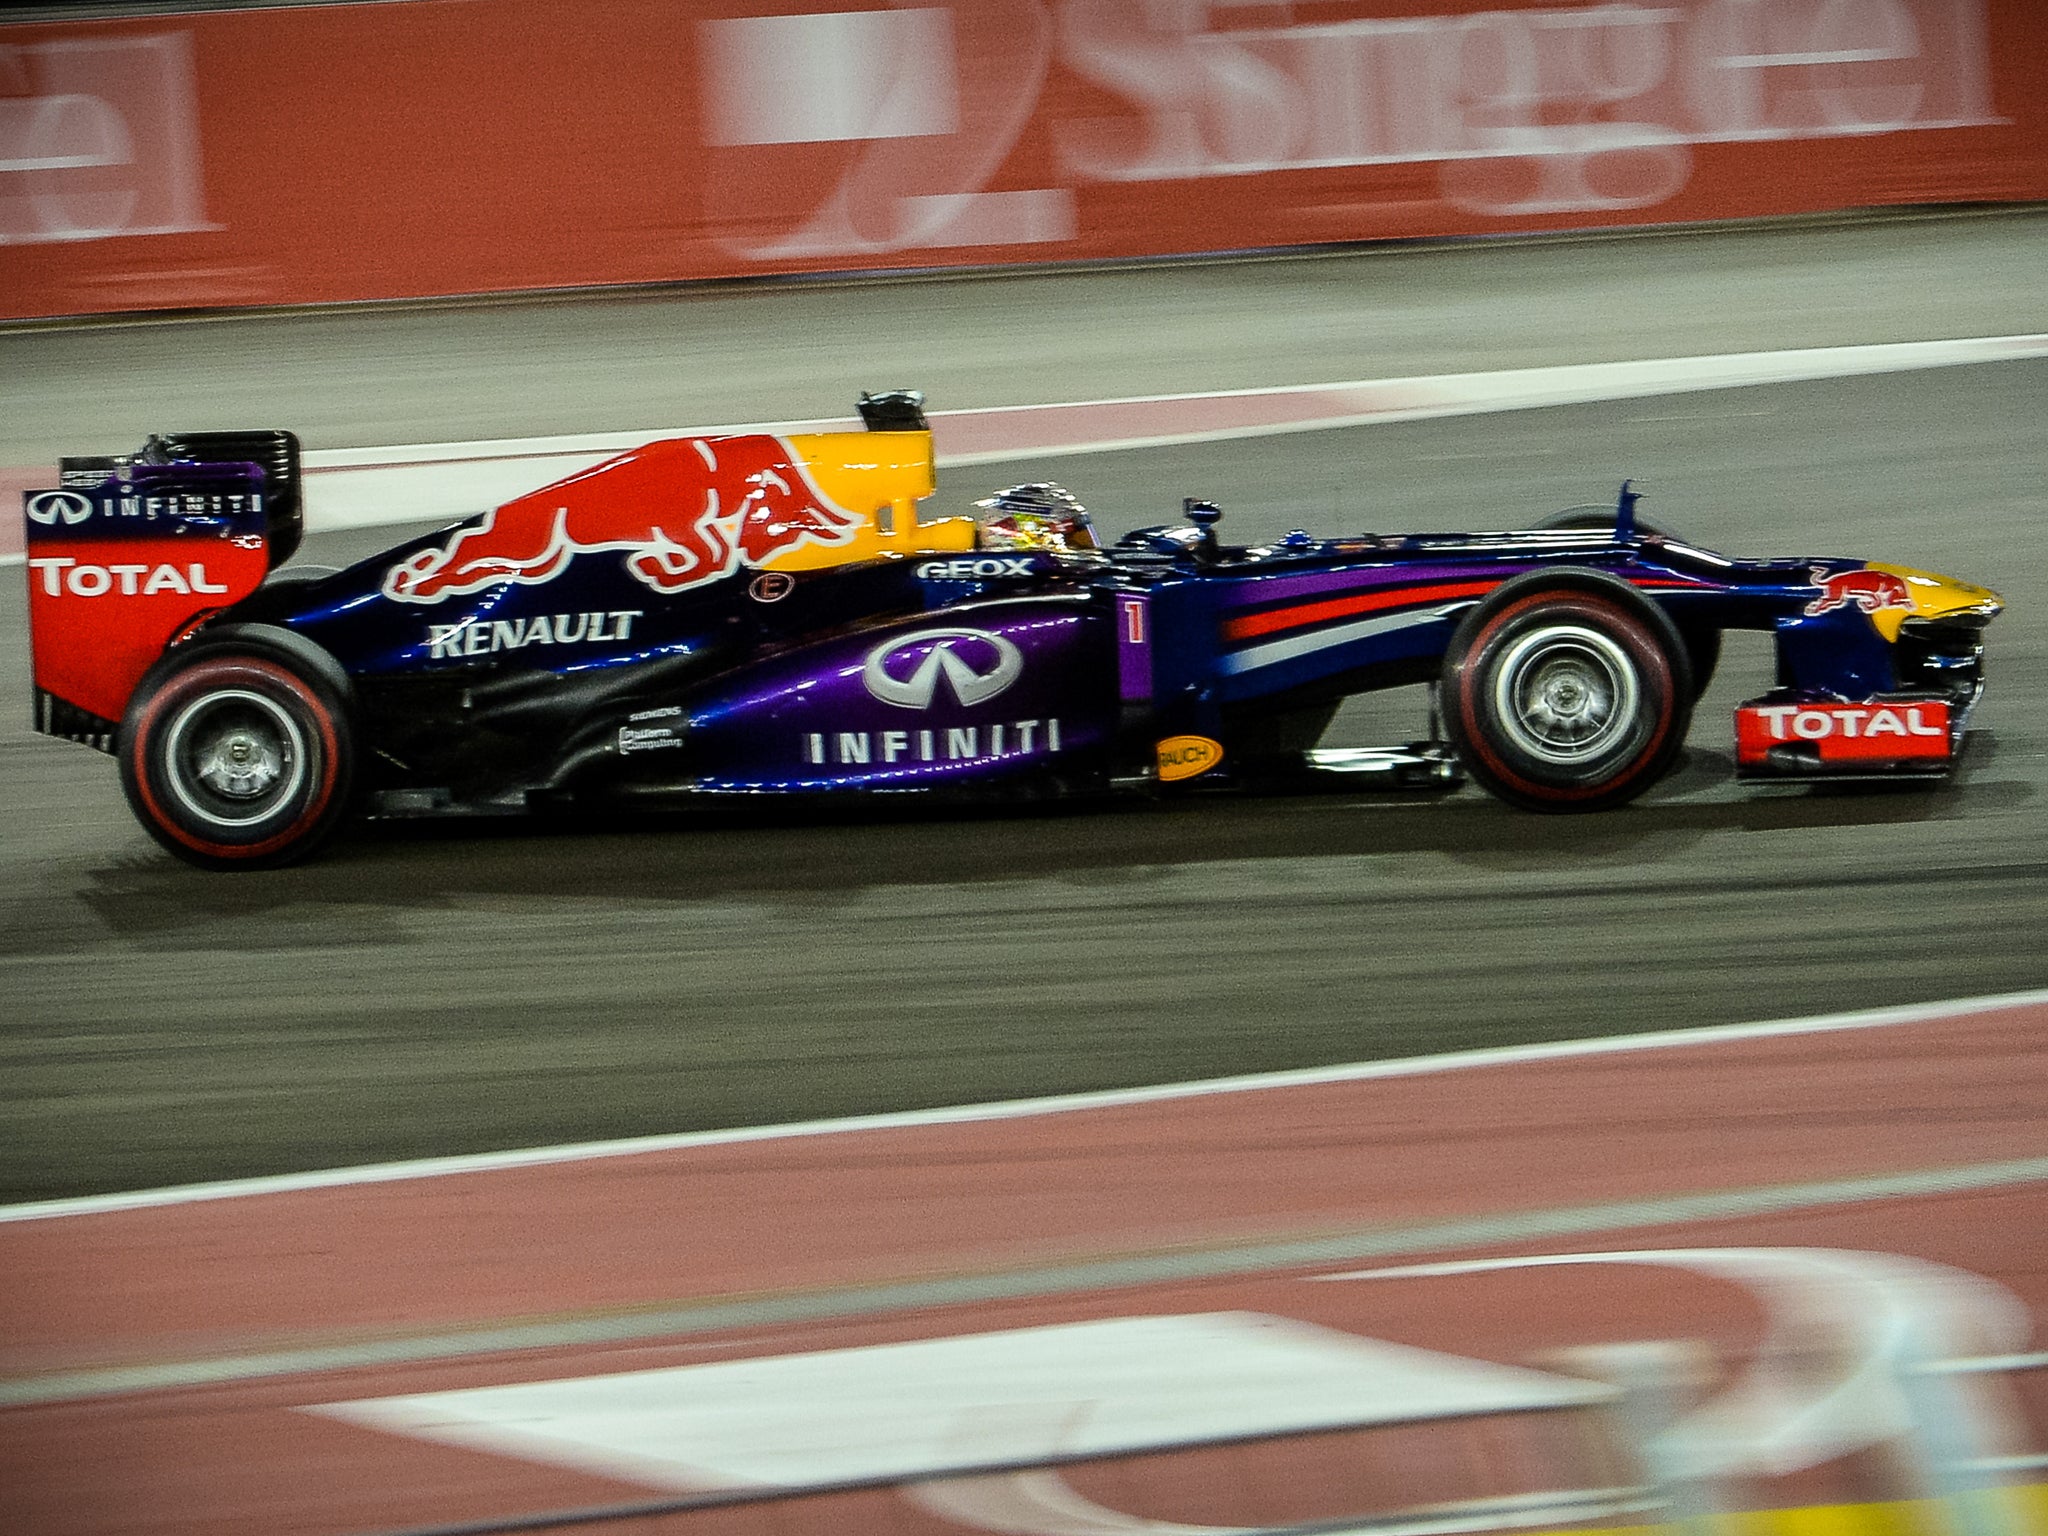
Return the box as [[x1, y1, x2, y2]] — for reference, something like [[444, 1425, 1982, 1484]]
[[975, 483, 1098, 552]]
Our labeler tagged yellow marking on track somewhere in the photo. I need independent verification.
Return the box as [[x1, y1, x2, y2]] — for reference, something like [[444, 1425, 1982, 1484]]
[[1537, 1482, 2045, 1535]]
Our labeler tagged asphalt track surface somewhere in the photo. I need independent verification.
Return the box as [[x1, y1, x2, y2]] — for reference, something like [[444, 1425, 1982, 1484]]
[[3, 214, 2046, 1203]]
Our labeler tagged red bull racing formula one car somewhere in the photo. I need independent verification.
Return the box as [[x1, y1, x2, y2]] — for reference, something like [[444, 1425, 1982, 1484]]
[[22, 392, 2004, 868]]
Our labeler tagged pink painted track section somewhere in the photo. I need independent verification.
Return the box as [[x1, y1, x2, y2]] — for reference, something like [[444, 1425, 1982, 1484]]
[[0, 467, 42, 558], [3, 999, 2045, 1535]]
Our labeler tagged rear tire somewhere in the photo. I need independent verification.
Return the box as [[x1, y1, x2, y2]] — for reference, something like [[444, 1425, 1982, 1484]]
[[1443, 570, 1691, 813], [119, 650, 354, 868]]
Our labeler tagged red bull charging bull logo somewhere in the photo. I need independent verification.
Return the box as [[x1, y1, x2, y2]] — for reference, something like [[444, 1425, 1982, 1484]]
[[1804, 565, 1913, 617], [383, 435, 860, 603]]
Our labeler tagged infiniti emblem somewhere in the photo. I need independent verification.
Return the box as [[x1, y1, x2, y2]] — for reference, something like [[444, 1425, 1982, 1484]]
[[862, 626, 1023, 710], [26, 490, 94, 527]]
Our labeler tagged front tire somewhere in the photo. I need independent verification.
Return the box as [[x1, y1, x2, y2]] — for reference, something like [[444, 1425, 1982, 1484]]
[[1533, 507, 1719, 698], [119, 650, 354, 868], [1443, 571, 1691, 813]]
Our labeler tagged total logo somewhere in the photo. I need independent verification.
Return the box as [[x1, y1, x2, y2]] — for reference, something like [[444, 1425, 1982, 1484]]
[[916, 556, 1035, 581], [27, 557, 230, 598], [1736, 699, 1952, 765], [1746, 703, 1946, 741], [863, 626, 1022, 710]]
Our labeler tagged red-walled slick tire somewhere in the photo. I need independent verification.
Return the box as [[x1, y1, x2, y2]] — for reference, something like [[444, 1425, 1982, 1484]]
[[119, 651, 354, 869], [1442, 570, 1692, 813], [1531, 508, 1720, 699]]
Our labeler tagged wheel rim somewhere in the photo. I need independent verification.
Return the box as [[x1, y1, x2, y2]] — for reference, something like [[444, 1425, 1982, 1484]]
[[162, 688, 310, 828], [1490, 624, 1641, 765]]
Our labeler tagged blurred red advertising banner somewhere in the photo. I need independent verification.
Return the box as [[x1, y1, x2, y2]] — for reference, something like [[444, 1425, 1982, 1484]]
[[2, 0, 2044, 320]]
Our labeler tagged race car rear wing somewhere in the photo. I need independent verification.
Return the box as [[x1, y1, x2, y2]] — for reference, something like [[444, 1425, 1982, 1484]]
[[24, 431, 300, 750], [56, 431, 304, 564]]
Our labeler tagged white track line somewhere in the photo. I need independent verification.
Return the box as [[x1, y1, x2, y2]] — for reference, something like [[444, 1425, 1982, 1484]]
[[930, 333, 2048, 462], [13, 1155, 2048, 1407], [292, 332, 2048, 479], [5, 986, 2045, 1225], [284, 333, 2048, 527], [5, 334, 2043, 562]]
